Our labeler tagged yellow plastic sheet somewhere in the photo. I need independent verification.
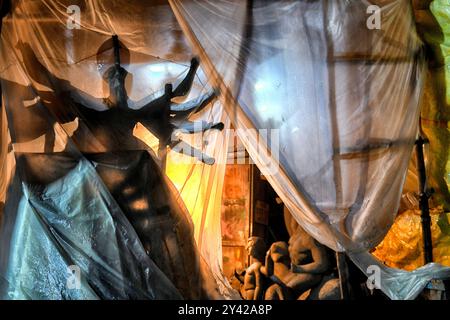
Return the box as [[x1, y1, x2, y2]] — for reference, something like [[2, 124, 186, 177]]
[[373, 0, 450, 272], [373, 208, 450, 270]]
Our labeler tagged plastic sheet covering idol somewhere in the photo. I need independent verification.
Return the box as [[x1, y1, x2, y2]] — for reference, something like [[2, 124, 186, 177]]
[[371, 0, 450, 272], [0, 0, 233, 299], [373, 208, 450, 270], [170, 0, 450, 299], [412, 0, 450, 210], [426, 0, 450, 209]]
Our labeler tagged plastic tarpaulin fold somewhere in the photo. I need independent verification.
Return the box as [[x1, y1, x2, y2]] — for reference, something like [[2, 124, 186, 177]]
[[0, 0, 233, 299], [370, 0, 450, 272], [169, 0, 450, 299]]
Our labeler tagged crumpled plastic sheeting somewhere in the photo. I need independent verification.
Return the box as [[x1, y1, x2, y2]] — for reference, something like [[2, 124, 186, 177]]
[[170, 0, 450, 299], [1, 158, 181, 299], [430, 1, 450, 108], [0, 0, 229, 299], [413, 0, 450, 209], [170, 0, 424, 252], [426, 0, 450, 209], [372, 208, 450, 271], [349, 250, 450, 300], [370, 0, 450, 273]]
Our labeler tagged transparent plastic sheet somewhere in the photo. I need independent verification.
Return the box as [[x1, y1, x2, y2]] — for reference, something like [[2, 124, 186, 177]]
[[373, 208, 450, 271], [0, 0, 232, 299], [0, 102, 14, 214], [415, 0, 450, 209], [0, 0, 13, 217], [372, 1, 450, 272], [170, 0, 450, 299], [427, 0, 450, 209], [348, 251, 450, 300], [164, 124, 236, 297], [1, 157, 184, 299]]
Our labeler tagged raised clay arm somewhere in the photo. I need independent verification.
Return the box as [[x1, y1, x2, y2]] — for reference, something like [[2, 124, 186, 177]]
[[260, 250, 273, 277]]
